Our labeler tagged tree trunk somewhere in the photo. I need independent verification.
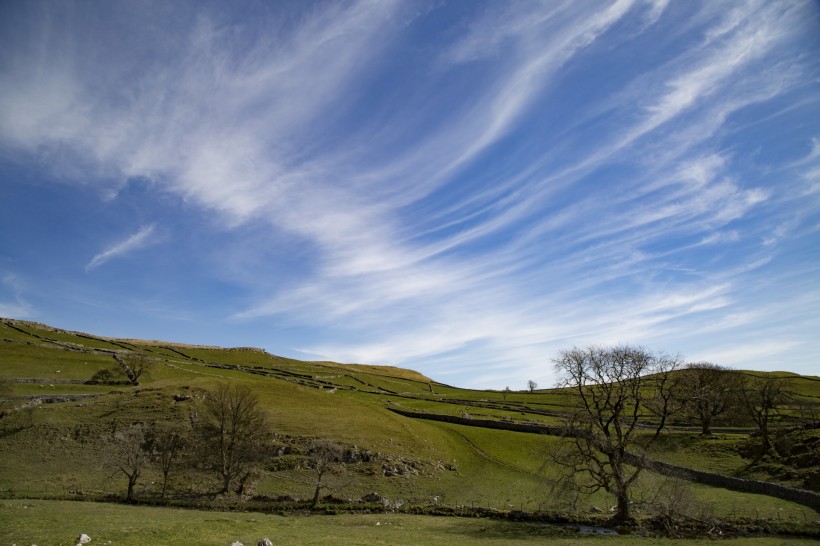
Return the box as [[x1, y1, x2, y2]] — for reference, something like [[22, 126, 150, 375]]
[[126, 476, 137, 503], [760, 426, 772, 453], [312, 479, 322, 507], [613, 488, 631, 522], [609, 455, 632, 522], [161, 470, 169, 498], [758, 408, 772, 453]]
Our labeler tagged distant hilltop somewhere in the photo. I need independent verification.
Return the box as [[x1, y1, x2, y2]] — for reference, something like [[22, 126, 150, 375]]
[[0, 317, 436, 383], [0, 317, 263, 353], [226, 346, 268, 353]]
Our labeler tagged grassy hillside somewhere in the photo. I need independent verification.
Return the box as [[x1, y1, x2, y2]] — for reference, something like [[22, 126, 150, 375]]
[[1, 317, 819, 539]]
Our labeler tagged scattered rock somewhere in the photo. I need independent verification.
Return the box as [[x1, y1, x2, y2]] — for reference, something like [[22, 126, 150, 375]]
[[361, 492, 387, 505], [77, 534, 91, 544], [590, 506, 603, 513], [231, 542, 243, 546], [258, 539, 273, 546]]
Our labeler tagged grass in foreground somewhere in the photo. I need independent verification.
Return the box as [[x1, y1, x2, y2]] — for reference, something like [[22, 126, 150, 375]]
[[2, 500, 817, 546]]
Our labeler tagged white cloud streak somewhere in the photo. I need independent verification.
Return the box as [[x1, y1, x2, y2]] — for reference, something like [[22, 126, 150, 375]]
[[86, 224, 159, 271], [1, 0, 818, 387]]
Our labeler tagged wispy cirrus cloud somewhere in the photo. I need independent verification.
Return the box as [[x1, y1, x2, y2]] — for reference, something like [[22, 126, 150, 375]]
[[86, 224, 159, 271], [217, 0, 818, 385], [0, 0, 818, 387]]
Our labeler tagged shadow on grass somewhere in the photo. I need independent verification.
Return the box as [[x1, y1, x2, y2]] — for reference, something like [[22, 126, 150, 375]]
[[440, 519, 589, 542], [0, 423, 30, 438]]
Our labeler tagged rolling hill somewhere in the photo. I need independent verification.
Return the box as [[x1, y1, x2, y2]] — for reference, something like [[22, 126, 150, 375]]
[[1, 317, 818, 538]]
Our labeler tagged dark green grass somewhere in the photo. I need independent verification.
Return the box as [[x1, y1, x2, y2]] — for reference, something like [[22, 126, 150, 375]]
[[646, 433, 749, 475], [2, 317, 820, 534]]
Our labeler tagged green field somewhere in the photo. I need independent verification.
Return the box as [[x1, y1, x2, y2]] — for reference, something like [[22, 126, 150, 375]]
[[1, 318, 819, 544], [3, 500, 820, 546]]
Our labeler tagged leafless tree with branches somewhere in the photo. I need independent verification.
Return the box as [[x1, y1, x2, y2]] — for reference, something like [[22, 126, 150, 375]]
[[738, 374, 792, 454], [107, 424, 149, 503], [146, 421, 189, 498], [552, 345, 680, 522], [120, 350, 154, 385], [678, 362, 738, 435], [199, 383, 270, 494], [307, 439, 347, 506]]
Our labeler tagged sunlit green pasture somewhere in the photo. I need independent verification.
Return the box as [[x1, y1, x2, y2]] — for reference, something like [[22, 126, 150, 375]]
[[2, 500, 816, 546]]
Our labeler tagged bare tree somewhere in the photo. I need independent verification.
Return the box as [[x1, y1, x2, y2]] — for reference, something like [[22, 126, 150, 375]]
[[120, 350, 154, 385], [553, 345, 680, 522], [796, 398, 820, 428], [307, 439, 346, 507], [738, 374, 792, 454], [107, 424, 149, 503], [146, 422, 188, 498], [527, 379, 538, 393], [199, 383, 270, 494], [679, 363, 738, 435]]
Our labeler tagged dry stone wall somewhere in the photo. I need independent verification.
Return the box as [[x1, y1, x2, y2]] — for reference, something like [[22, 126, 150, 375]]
[[388, 408, 820, 512]]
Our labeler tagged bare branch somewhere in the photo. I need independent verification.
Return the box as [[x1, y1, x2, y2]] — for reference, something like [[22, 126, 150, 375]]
[[198, 383, 270, 495], [551, 345, 680, 522]]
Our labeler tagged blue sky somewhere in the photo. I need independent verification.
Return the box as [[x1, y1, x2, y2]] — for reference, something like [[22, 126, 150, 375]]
[[1, 0, 819, 389]]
